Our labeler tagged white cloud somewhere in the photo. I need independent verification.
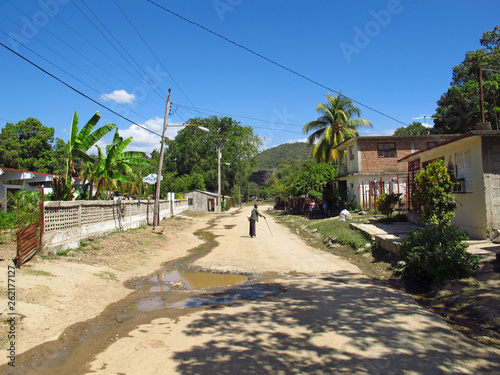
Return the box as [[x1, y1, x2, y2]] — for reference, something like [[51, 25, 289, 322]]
[[100, 90, 136, 104]]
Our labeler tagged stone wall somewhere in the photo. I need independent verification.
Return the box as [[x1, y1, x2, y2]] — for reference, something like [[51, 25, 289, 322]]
[[42, 197, 188, 254]]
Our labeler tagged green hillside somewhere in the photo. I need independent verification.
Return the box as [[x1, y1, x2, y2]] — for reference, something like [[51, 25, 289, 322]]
[[254, 142, 312, 171]]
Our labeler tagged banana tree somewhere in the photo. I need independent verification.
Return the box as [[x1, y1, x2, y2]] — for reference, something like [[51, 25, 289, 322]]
[[92, 129, 148, 200], [66, 111, 116, 200]]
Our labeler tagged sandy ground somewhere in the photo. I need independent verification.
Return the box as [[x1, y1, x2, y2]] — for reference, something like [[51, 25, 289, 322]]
[[1, 205, 500, 374]]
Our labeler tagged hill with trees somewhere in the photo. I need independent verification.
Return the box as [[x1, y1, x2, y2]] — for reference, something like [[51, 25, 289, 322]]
[[254, 142, 312, 171]]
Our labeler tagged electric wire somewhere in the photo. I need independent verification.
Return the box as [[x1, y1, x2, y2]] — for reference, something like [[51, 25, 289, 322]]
[[145, 0, 407, 126], [0, 40, 163, 138], [71, 0, 167, 102], [0, 30, 158, 126], [175, 104, 306, 128], [112, 0, 204, 118], [1, 1, 163, 112]]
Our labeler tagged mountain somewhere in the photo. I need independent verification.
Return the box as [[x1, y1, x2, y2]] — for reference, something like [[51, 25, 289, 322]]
[[254, 142, 312, 171]]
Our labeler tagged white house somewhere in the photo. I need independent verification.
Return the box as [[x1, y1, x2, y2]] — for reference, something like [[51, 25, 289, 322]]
[[398, 130, 500, 239]]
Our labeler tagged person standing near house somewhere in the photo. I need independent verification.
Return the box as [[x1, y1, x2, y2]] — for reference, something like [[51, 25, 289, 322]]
[[309, 199, 316, 219], [249, 203, 265, 238]]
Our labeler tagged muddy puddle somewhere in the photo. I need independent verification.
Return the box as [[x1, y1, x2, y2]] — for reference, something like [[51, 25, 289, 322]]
[[5, 226, 285, 374], [145, 269, 248, 292]]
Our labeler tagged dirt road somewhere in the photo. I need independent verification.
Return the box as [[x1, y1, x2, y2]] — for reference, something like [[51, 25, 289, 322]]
[[2, 205, 500, 374]]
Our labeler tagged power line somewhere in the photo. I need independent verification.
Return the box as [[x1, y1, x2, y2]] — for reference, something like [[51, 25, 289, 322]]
[[0, 30, 157, 125], [112, 0, 203, 118], [175, 104, 306, 128], [145, 0, 407, 126], [0, 40, 163, 138], [71, 0, 167, 101]]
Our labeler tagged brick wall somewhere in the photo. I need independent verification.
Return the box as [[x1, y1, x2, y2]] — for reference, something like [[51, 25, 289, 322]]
[[358, 136, 452, 174]]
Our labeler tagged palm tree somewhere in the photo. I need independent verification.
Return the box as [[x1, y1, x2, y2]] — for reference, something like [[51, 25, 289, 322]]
[[303, 92, 372, 163]]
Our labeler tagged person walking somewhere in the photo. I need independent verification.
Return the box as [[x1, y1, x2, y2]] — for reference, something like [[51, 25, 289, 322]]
[[249, 203, 265, 238]]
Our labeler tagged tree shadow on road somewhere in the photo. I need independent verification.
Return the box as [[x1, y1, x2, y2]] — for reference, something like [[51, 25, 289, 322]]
[[173, 271, 500, 374]]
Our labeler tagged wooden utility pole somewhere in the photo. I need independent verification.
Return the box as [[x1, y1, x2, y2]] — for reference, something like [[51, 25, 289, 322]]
[[478, 66, 486, 123], [153, 89, 171, 227]]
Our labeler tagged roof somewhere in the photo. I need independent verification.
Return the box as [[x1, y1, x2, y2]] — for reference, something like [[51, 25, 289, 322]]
[[332, 134, 458, 150], [0, 167, 59, 177], [398, 130, 500, 163]]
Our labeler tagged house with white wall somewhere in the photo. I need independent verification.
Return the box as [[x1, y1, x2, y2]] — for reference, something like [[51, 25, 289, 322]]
[[398, 130, 500, 239]]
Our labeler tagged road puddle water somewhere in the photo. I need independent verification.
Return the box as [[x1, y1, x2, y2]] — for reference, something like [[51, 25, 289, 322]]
[[147, 269, 248, 292]]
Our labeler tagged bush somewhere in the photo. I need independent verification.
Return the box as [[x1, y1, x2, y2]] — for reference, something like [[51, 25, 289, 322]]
[[376, 193, 402, 218], [398, 225, 480, 285], [0, 211, 17, 231]]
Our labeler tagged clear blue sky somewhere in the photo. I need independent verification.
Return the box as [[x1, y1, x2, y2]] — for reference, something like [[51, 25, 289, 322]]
[[1, 0, 499, 154]]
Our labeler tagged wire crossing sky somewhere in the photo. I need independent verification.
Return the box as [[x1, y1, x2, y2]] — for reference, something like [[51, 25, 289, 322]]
[[0, 0, 498, 153]]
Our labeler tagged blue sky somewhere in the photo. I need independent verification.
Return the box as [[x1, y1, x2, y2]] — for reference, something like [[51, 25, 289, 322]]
[[0, 0, 499, 154]]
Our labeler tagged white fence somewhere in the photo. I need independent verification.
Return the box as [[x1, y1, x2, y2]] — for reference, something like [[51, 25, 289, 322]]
[[42, 196, 188, 254]]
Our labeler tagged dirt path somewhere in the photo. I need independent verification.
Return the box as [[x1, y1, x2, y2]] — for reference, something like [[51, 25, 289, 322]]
[[1, 205, 500, 374]]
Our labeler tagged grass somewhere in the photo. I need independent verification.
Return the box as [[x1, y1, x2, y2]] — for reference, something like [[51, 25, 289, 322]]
[[41, 240, 101, 260], [19, 268, 54, 277], [268, 210, 395, 280], [93, 271, 117, 281]]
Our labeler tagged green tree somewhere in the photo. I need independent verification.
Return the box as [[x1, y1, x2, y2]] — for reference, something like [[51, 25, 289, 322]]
[[433, 26, 500, 133], [394, 121, 430, 136], [303, 92, 372, 163], [398, 158, 479, 286], [412, 159, 457, 226], [0, 118, 57, 173], [164, 116, 262, 197]]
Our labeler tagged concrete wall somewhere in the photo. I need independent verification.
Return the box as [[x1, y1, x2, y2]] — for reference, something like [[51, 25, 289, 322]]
[[42, 198, 188, 254], [410, 137, 488, 239], [482, 136, 500, 236]]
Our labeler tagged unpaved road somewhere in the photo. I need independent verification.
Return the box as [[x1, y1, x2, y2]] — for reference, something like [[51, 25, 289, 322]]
[[2, 206, 500, 374]]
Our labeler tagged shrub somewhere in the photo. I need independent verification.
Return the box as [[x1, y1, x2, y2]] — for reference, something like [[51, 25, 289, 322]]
[[413, 159, 457, 226], [398, 225, 479, 285], [376, 193, 402, 218]]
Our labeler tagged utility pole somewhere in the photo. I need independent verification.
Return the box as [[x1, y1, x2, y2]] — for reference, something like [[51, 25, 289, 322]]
[[478, 66, 486, 123], [217, 147, 221, 213], [153, 89, 171, 227]]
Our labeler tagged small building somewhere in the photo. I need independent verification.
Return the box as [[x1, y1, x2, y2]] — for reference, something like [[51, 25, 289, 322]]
[[185, 190, 229, 212], [398, 130, 500, 239], [0, 167, 55, 211], [332, 135, 456, 209]]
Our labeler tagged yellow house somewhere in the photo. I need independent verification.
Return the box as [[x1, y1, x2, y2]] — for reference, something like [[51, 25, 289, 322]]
[[399, 130, 500, 239]]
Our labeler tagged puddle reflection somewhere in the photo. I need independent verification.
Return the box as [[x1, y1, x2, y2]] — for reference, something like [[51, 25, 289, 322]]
[[148, 270, 248, 292]]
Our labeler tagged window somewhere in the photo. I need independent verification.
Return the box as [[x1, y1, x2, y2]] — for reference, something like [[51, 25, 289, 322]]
[[378, 142, 396, 158], [454, 150, 472, 193], [349, 146, 354, 160], [188, 198, 193, 206]]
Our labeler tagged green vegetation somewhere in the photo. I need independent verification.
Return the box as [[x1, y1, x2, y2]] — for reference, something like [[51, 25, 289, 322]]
[[393, 121, 430, 135], [303, 92, 372, 163], [398, 225, 479, 286], [376, 193, 402, 218], [93, 271, 117, 281], [434, 25, 500, 133], [398, 159, 479, 286], [412, 159, 457, 226], [163, 116, 262, 200], [19, 268, 54, 277], [0, 117, 67, 174], [254, 142, 312, 171]]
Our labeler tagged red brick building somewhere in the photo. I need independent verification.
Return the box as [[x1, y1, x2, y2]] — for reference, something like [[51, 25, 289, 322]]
[[332, 135, 455, 209]]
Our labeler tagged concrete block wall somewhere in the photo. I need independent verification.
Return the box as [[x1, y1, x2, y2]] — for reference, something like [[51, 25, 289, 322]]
[[42, 198, 188, 254]]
